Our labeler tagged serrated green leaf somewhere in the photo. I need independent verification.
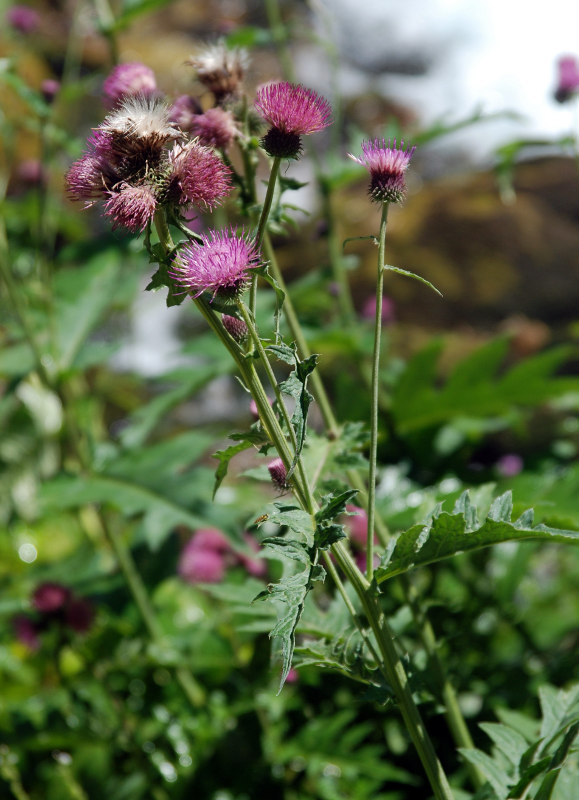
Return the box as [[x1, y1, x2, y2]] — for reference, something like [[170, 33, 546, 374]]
[[479, 723, 529, 767], [254, 537, 324, 691], [265, 503, 315, 546], [375, 491, 579, 584], [460, 747, 511, 797], [268, 342, 318, 478]]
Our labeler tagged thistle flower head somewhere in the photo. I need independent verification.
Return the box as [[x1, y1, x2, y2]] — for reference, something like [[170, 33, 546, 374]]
[[103, 62, 158, 109], [32, 582, 71, 613], [167, 140, 232, 209], [188, 41, 248, 101], [103, 183, 157, 232], [6, 4, 39, 33], [349, 138, 416, 204], [255, 81, 332, 158], [100, 95, 181, 160], [179, 546, 226, 583], [171, 227, 260, 301], [189, 107, 239, 149], [268, 457, 288, 490], [554, 55, 579, 103], [169, 94, 203, 132]]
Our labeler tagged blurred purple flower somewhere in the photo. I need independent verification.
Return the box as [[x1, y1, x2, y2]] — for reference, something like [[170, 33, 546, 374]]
[[496, 453, 524, 478], [102, 62, 158, 109], [179, 547, 226, 583], [171, 227, 259, 301], [32, 582, 71, 613], [361, 295, 395, 325], [189, 107, 239, 150], [237, 533, 267, 578], [169, 95, 203, 132], [41, 79, 60, 103], [349, 138, 416, 204], [255, 81, 332, 158], [17, 159, 45, 185], [65, 597, 94, 633], [6, 4, 39, 33], [554, 55, 579, 103], [188, 528, 232, 553], [13, 615, 40, 650]]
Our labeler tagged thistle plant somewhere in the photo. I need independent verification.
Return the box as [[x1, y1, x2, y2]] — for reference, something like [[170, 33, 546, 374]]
[[54, 40, 579, 798], [0, 19, 574, 797]]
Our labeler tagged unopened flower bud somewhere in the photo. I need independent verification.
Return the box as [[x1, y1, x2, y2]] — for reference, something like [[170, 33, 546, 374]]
[[222, 314, 248, 343], [268, 457, 288, 490]]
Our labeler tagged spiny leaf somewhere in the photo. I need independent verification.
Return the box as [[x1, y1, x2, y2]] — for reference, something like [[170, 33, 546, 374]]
[[249, 263, 285, 341], [375, 491, 579, 584], [254, 537, 324, 692], [268, 343, 319, 479], [314, 488, 358, 549]]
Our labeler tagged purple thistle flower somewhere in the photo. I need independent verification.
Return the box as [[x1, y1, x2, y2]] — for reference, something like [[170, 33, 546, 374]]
[[188, 528, 232, 553], [349, 138, 416, 204], [255, 81, 332, 159], [236, 533, 266, 578], [495, 453, 524, 478], [268, 457, 288, 490], [41, 78, 60, 103], [104, 183, 157, 232], [65, 597, 94, 633], [167, 141, 232, 209], [32, 582, 71, 613], [12, 615, 40, 650], [222, 313, 248, 342], [554, 55, 579, 103], [171, 227, 260, 300], [189, 107, 239, 150], [169, 95, 203, 132], [179, 547, 226, 583], [6, 4, 39, 33], [103, 62, 158, 109]]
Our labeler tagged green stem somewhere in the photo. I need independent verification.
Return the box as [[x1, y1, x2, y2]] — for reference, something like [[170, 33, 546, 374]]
[[263, 233, 340, 440], [251, 156, 282, 316], [332, 541, 455, 800], [321, 183, 356, 324], [366, 202, 389, 578]]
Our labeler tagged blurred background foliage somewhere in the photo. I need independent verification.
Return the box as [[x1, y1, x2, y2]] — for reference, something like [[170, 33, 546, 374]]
[[0, 0, 578, 798]]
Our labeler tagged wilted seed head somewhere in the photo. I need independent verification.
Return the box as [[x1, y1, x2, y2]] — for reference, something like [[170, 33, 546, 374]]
[[188, 40, 248, 101], [349, 138, 416, 204], [170, 227, 260, 301], [268, 457, 288, 490], [167, 140, 232, 209], [102, 62, 158, 109], [255, 81, 332, 159], [222, 313, 248, 343], [103, 183, 157, 232], [100, 95, 181, 160]]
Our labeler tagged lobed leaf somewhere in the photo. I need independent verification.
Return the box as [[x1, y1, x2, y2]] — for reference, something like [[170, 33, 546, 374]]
[[375, 491, 579, 584]]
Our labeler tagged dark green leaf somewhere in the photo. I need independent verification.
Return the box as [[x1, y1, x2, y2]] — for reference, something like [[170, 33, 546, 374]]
[[375, 491, 579, 584], [213, 439, 254, 498]]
